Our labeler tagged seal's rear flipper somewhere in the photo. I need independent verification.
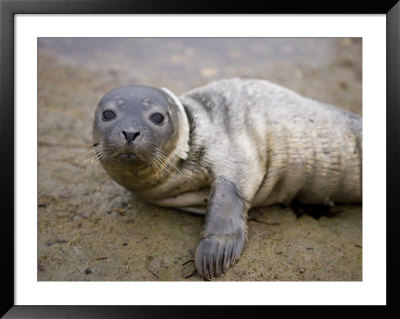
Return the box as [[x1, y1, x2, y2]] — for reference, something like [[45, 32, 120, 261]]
[[290, 200, 343, 219]]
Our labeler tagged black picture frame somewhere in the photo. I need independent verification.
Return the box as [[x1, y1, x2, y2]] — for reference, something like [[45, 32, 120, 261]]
[[1, 0, 399, 318]]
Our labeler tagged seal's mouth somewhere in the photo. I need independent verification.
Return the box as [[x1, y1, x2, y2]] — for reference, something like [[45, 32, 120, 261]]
[[117, 152, 139, 160]]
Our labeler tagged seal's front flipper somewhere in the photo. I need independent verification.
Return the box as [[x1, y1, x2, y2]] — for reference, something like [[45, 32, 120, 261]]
[[195, 176, 249, 280]]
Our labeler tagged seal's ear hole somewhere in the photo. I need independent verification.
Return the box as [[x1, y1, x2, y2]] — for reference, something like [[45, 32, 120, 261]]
[[150, 113, 164, 125], [102, 110, 116, 121]]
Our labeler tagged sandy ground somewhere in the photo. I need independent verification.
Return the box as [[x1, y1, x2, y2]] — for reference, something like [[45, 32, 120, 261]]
[[37, 38, 362, 281]]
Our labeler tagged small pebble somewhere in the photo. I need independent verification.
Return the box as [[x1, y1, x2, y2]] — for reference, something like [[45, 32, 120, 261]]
[[122, 243, 128, 246]]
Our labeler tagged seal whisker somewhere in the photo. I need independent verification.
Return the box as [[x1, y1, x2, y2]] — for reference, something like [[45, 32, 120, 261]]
[[156, 150, 183, 175], [154, 153, 175, 177], [80, 146, 105, 179], [152, 155, 170, 179]]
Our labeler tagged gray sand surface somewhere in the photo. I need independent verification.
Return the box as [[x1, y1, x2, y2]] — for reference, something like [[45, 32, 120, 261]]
[[38, 38, 362, 281]]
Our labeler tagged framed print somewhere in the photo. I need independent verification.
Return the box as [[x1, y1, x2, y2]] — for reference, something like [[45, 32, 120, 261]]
[[1, 0, 399, 318]]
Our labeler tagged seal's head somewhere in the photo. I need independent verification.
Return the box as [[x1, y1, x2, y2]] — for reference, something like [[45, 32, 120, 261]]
[[92, 85, 189, 186]]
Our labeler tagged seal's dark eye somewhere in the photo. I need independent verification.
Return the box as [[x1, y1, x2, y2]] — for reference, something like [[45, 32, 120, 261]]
[[150, 113, 164, 124], [102, 110, 116, 121]]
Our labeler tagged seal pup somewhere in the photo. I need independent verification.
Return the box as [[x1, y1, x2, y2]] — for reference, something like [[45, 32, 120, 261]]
[[92, 78, 362, 280]]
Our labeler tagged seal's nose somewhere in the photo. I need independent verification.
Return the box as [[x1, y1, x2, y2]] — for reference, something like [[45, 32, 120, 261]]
[[122, 130, 140, 144]]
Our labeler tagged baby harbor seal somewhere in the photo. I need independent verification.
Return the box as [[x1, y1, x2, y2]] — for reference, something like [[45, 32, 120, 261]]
[[92, 78, 362, 280]]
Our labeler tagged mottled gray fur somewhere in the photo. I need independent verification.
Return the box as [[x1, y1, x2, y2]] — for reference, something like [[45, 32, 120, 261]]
[[93, 78, 362, 280]]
